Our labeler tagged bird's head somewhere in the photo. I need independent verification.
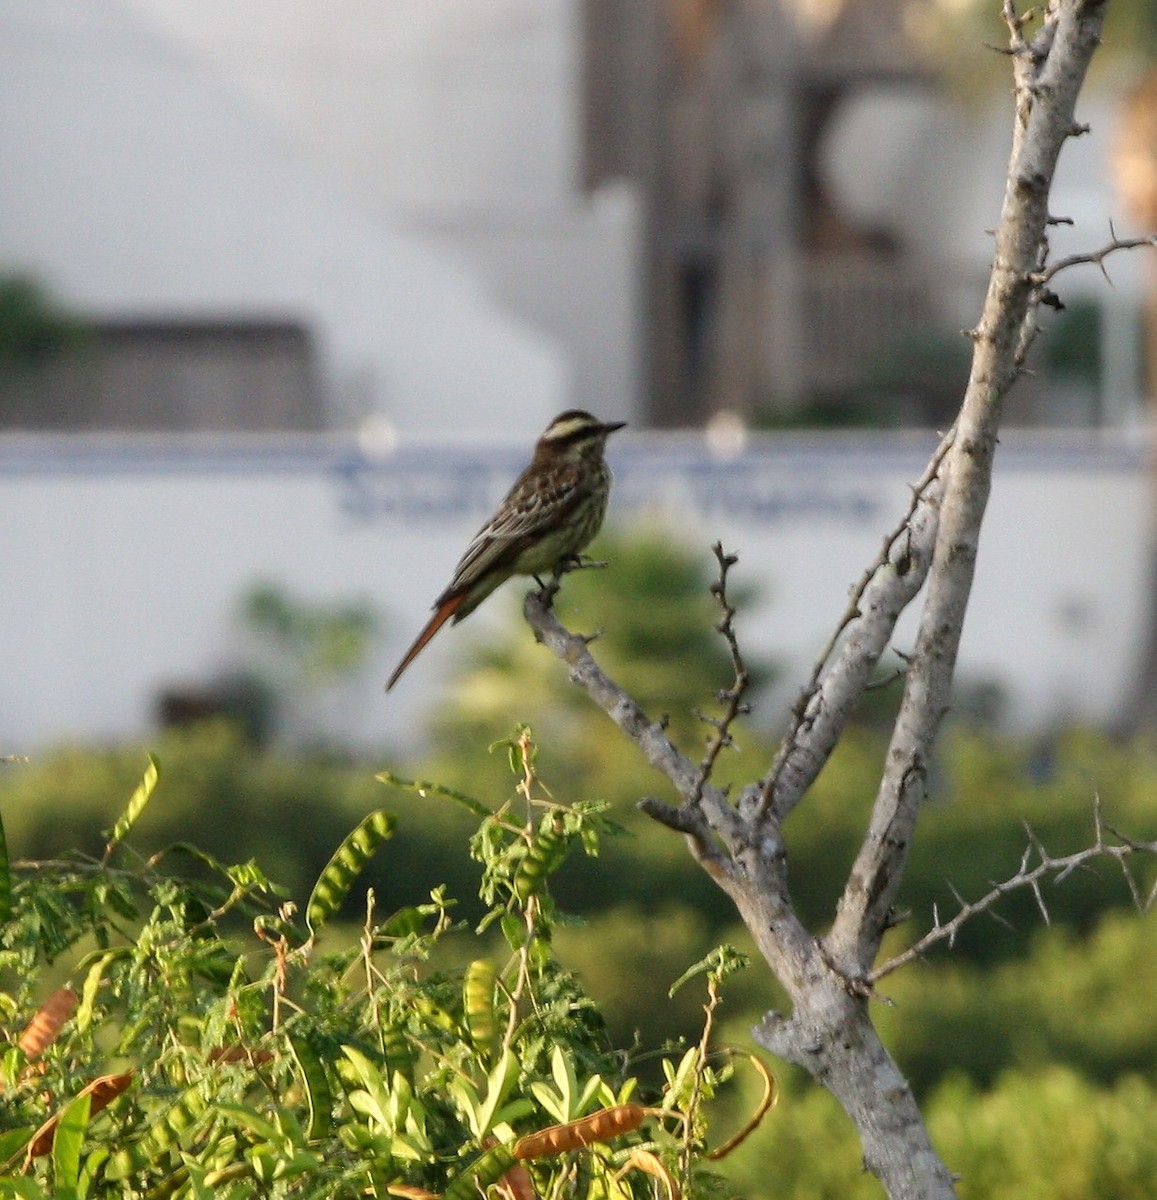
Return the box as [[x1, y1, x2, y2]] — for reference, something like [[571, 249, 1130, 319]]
[[537, 410, 627, 462]]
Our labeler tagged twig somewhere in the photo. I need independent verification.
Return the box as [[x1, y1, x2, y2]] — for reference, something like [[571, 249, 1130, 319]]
[[870, 797, 1157, 982], [1033, 230, 1157, 286], [689, 544, 752, 803], [522, 591, 749, 863]]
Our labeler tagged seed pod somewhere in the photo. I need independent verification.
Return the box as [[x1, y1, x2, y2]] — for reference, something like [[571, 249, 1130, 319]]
[[513, 1105, 646, 1160], [512, 814, 566, 903], [18, 988, 79, 1060], [24, 1071, 134, 1161], [287, 1030, 334, 1141], [463, 959, 500, 1057], [442, 1144, 519, 1200], [306, 809, 395, 934], [105, 1080, 209, 1180]]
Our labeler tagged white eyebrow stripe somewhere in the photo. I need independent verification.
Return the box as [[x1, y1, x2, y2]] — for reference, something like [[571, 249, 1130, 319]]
[[544, 416, 597, 440]]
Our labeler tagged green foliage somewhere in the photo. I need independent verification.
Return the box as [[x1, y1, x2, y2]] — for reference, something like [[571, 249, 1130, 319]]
[[0, 276, 90, 372], [878, 910, 1157, 1095], [230, 580, 383, 745], [241, 581, 381, 690], [929, 1069, 1157, 1200], [781, 726, 1157, 960], [5, 717, 1157, 1110], [713, 1065, 1157, 1200], [0, 723, 393, 905], [0, 737, 759, 1199]]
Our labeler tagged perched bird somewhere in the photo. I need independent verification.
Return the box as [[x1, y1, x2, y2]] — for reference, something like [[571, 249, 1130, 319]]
[[385, 409, 626, 690]]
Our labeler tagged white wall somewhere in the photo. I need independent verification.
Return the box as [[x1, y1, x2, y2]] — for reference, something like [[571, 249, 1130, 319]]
[[0, 431, 1148, 754], [120, 0, 643, 423], [0, 2, 564, 435], [121, 0, 581, 211]]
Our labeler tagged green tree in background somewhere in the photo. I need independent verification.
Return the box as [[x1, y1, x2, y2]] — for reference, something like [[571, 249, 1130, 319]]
[[0, 276, 88, 372]]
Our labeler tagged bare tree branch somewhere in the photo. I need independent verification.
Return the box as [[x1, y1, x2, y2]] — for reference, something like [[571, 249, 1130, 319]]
[[871, 798, 1157, 982], [758, 430, 954, 823], [826, 0, 1109, 977], [523, 591, 749, 866], [1033, 229, 1157, 285], [525, 3, 1119, 1197]]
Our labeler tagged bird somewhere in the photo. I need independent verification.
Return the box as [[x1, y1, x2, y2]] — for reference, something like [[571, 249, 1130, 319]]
[[385, 409, 627, 691]]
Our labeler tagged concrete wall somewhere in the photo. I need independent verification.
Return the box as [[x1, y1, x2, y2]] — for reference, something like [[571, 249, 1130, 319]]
[[0, 430, 1147, 754]]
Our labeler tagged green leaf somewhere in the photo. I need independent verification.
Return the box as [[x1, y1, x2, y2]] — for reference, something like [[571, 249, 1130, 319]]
[[475, 1048, 520, 1138], [211, 1102, 281, 1143], [0, 1177, 50, 1199], [103, 754, 160, 857], [375, 771, 492, 818], [0, 1127, 35, 1166], [52, 1091, 92, 1199], [306, 809, 395, 935], [661, 1047, 701, 1112], [551, 1043, 577, 1118], [340, 1045, 403, 1136]]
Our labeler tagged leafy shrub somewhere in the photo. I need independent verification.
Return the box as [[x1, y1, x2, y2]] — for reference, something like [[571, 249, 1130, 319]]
[[4, 720, 1156, 1105], [877, 910, 1157, 1095], [0, 730, 764, 1199], [929, 1068, 1157, 1200], [716, 1067, 1157, 1200]]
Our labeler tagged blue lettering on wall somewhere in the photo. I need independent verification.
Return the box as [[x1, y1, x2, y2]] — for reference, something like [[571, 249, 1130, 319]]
[[331, 452, 886, 530]]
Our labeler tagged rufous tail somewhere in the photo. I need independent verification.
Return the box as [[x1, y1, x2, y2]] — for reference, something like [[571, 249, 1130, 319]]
[[385, 591, 468, 691]]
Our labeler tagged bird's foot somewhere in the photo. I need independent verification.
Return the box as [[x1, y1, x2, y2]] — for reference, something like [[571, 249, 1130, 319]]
[[534, 557, 606, 609], [533, 573, 562, 608], [559, 554, 606, 576]]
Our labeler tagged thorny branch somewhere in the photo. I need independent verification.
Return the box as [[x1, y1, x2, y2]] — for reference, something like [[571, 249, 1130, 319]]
[[1034, 230, 1157, 286], [756, 429, 954, 822], [689, 543, 752, 803], [1013, 228, 1157, 371], [871, 798, 1157, 982], [525, 3, 1138, 1196], [522, 590, 748, 879]]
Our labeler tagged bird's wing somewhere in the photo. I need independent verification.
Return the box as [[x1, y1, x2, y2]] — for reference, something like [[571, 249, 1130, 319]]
[[446, 464, 583, 593]]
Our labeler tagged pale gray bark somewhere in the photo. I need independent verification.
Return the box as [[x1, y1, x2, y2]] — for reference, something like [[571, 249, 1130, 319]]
[[525, 3, 1111, 1197]]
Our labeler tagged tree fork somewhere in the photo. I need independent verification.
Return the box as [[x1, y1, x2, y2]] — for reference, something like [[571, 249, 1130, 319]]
[[526, 3, 1114, 1197]]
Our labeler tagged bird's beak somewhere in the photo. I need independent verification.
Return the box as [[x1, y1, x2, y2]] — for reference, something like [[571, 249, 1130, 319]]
[[602, 420, 627, 434]]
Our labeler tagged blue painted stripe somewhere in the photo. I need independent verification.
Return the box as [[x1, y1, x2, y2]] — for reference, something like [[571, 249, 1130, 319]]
[[0, 430, 1145, 477]]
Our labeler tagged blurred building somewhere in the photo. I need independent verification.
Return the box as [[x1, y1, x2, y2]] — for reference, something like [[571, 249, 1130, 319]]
[[584, 0, 949, 426], [0, 0, 567, 437], [583, 0, 1152, 428], [1, 430, 1148, 748], [1, 0, 1148, 434], [0, 1, 1151, 747]]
